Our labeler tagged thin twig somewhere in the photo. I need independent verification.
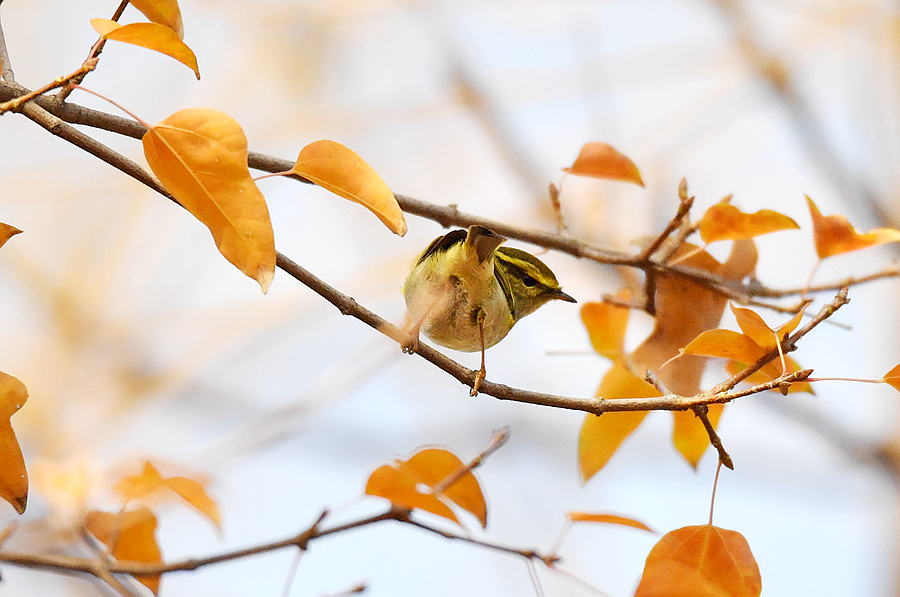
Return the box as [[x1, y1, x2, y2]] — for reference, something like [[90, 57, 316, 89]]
[[693, 404, 733, 469], [432, 428, 510, 495], [0, 10, 14, 83]]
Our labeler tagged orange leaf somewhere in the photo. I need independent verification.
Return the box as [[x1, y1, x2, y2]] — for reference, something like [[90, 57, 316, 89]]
[[806, 196, 900, 259], [0, 222, 22, 250], [725, 356, 813, 394], [84, 508, 163, 594], [562, 142, 644, 187], [130, 0, 184, 38], [90, 19, 199, 79], [581, 289, 632, 361], [631, 240, 756, 468], [635, 525, 761, 597], [698, 202, 799, 243], [365, 447, 486, 528], [567, 511, 654, 532], [116, 462, 221, 529], [730, 303, 807, 349], [0, 372, 28, 514], [579, 363, 658, 481], [291, 140, 406, 236], [883, 363, 900, 393], [672, 405, 723, 468], [681, 329, 767, 364], [143, 108, 275, 292]]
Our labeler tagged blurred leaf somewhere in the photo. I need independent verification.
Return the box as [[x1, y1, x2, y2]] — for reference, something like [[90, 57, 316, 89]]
[[90, 19, 199, 79], [563, 142, 644, 187], [634, 525, 761, 597], [725, 356, 812, 394], [84, 508, 162, 594], [806, 195, 900, 259], [579, 363, 657, 482], [143, 108, 275, 292], [130, 0, 184, 38], [698, 202, 799, 243], [365, 447, 486, 528], [291, 140, 406, 236], [581, 289, 632, 361], [116, 461, 221, 529], [0, 372, 28, 514], [0, 222, 22, 250], [567, 511, 654, 532]]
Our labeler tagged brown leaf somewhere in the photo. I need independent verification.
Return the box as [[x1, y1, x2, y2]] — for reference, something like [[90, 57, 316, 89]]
[[129, 0, 184, 38], [0, 222, 22, 250], [635, 525, 761, 597], [291, 140, 406, 236], [84, 508, 163, 594], [567, 511, 654, 532], [90, 19, 199, 79], [579, 363, 658, 482], [698, 202, 799, 243], [143, 108, 275, 292], [116, 461, 221, 529], [365, 447, 487, 528], [0, 372, 28, 514], [563, 142, 645, 187], [807, 195, 900, 259], [580, 289, 632, 361]]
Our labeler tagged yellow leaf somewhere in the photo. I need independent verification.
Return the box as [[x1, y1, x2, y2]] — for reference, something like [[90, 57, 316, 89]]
[[365, 447, 487, 528], [291, 140, 406, 236], [725, 357, 812, 394], [672, 405, 723, 468], [90, 19, 199, 79], [635, 525, 761, 597], [807, 195, 900, 259], [698, 202, 799, 243], [562, 142, 644, 187], [681, 329, 767, 364], [0, 222, 22, 250], [730, 303, 807, 349], [116, 461, 221, 529], [579, 363, 658, 482], [580, 289, 631, 361], [84, 508, 163, 594], [143, 108, 275, 292], [566, 511, 654, 532], [0, 372, 28, 514], [129, 0, 184, 38]]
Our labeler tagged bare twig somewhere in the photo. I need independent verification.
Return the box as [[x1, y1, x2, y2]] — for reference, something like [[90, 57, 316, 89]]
[[0, 10, 14, 83], [432, 428, 510, 495]]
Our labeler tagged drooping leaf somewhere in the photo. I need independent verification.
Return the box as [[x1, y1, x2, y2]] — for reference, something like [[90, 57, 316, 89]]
[[563, 142, 644, 187], [0, 372, 28, 514], [115, 461, 221, 529], [633, 240, 757, 468], [581, 289, 632, 361], [365, 447, 486, 528], [84, 508, 163, 594], [0, 222, 22, 250], [806, 195, 900, 259], [698, 202, 799, 243], [635, 525, 761, 597], [579, 363, 658, 482], [291, 140, 406, 236], [143, 108, 275, 292], [129, 0, 184, 38], [90, 19, 199, 79], [567, 511, 654, 533]]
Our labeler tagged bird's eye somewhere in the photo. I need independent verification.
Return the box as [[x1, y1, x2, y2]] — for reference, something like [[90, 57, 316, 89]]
[[522, 275, 538, 287]]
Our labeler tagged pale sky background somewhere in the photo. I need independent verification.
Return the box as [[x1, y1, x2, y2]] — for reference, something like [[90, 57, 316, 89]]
[[2, 1, 900, 596]]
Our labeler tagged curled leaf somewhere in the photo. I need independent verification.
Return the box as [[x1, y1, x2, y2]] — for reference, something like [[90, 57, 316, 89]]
[[291, 140, 406, 236], [84, 508, 163, 594], [563, 142, 644, 187], [90, 19, 199, 79], [365, 447, 486, 528], [635, 525, 761, 597], [130, 0, 184, 38], [143, 108, 275, 292], [0, 372, 28, 514], [567, 511, 654, 532], [807, 196, 900, 259], [698, 202, 799, 243]]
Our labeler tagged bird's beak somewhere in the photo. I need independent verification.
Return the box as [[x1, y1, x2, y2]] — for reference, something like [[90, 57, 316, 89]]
[[552, 289, 577, 303]]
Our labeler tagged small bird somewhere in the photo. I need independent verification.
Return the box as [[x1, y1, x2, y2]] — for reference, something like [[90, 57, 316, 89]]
[[402, 225, 576, 394]]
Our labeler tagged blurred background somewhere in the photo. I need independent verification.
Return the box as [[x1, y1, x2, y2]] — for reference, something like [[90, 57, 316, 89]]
[[1, 0, 900, 595]]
